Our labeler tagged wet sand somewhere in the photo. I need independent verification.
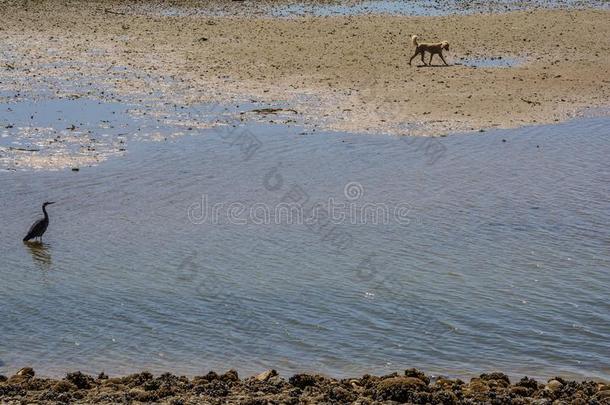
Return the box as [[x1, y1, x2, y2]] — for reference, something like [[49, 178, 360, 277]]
[[2, 368, 609, 404], [1, 1, 609, 138]]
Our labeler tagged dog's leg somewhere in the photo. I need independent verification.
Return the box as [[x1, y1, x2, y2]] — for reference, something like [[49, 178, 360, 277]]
[[409, 50, 419, 66], [420, 51, 426, 66], [439, 52, 449, 66], [429, 53, 434, 66]]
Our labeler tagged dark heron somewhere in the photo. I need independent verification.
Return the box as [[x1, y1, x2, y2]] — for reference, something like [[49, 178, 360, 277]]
[[23, 202, 55, 242]]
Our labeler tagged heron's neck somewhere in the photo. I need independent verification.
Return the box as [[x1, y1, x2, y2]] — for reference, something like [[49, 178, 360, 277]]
[[42, 205, 49, 220]]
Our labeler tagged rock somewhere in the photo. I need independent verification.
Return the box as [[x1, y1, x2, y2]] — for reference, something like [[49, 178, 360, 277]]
[[511, 385, 531, 396], [487, 378, 509, 389], [546, 379, 563, 392], [0, 375, 6, 382], [327, 386, 356, 402], [7, 375, 28, 384], [254, 369, 277, 382], [593, 390, 610, 401], [16, 367, 35, 378], [463, 378, 489, 395], [404, 368, 430, 385], [193, 371, 219, 384], [289, 373, 317, 389], [127, 387, 148, 400], [432, 390, 459, 404], [143, 379, 161, 392], [435, 377, 458, 390], [517, 376, 539, 390], [0, 366, 606, 403], [220, 369, 239, 382], [375, 376, 427, 402], [531, 398, 552, 405], [52, 380, 77, 393], [480, 372, 510, 385], [66, 371, 95, 389], [123, 371, 153, 387], [266, 375, 285, 388], [7, 367, 36, 384], [193, 379, 229, 397]]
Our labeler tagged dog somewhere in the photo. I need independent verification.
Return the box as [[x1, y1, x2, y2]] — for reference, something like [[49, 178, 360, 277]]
[[408, 35, 450, 66]]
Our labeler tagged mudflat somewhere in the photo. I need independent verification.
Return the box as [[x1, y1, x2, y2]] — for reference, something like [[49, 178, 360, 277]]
[[1, 1, 609, 136]]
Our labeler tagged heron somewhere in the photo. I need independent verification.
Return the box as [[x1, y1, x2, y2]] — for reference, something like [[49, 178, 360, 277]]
[[23, 202, 55, 243]]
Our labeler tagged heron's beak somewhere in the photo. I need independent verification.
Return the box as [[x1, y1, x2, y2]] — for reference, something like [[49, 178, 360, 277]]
[[48, 202, 55, 205]]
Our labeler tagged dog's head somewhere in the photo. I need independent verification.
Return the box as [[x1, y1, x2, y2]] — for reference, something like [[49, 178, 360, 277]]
[[441, 41, 450, 51]]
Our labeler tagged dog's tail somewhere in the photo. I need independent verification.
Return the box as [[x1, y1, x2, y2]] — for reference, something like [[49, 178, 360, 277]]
[[411, 35, 419, 47]]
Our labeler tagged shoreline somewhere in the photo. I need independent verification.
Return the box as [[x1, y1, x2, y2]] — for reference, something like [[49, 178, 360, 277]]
[[0, 1, 608, 140], [2, 367, 609, 404]]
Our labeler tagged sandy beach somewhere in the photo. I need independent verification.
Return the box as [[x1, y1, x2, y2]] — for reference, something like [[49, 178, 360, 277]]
[[1, 1, 609, 137], [2, 367, 610, 404]]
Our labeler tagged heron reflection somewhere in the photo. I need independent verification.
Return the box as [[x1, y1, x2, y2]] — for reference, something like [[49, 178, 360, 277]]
[[25, 241, 52, 268]]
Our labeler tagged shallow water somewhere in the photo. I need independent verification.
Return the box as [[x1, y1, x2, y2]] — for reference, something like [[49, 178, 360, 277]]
[[0, 97, 274, 170], [123, 0, 610, 18], [456, 56, 523, 68], [270, 0, 610, 16], [270, 0, 446, 17], [0, 99, 609, 381], [0, 99, 136, 169]]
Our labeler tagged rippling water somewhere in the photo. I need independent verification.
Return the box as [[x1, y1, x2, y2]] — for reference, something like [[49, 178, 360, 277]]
[[0, 101, 609, 380]]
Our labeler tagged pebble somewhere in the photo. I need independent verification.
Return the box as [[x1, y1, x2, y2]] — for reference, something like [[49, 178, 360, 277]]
[[546, 379, 563, 392], [254, 369, 277, 382]]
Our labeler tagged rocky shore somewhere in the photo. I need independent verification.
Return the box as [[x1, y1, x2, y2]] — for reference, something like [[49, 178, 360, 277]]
[[1, 367, 609, 404]]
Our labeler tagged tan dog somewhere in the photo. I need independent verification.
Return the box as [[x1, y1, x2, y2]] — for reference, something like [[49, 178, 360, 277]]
[[409, 35, 450, 66]]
